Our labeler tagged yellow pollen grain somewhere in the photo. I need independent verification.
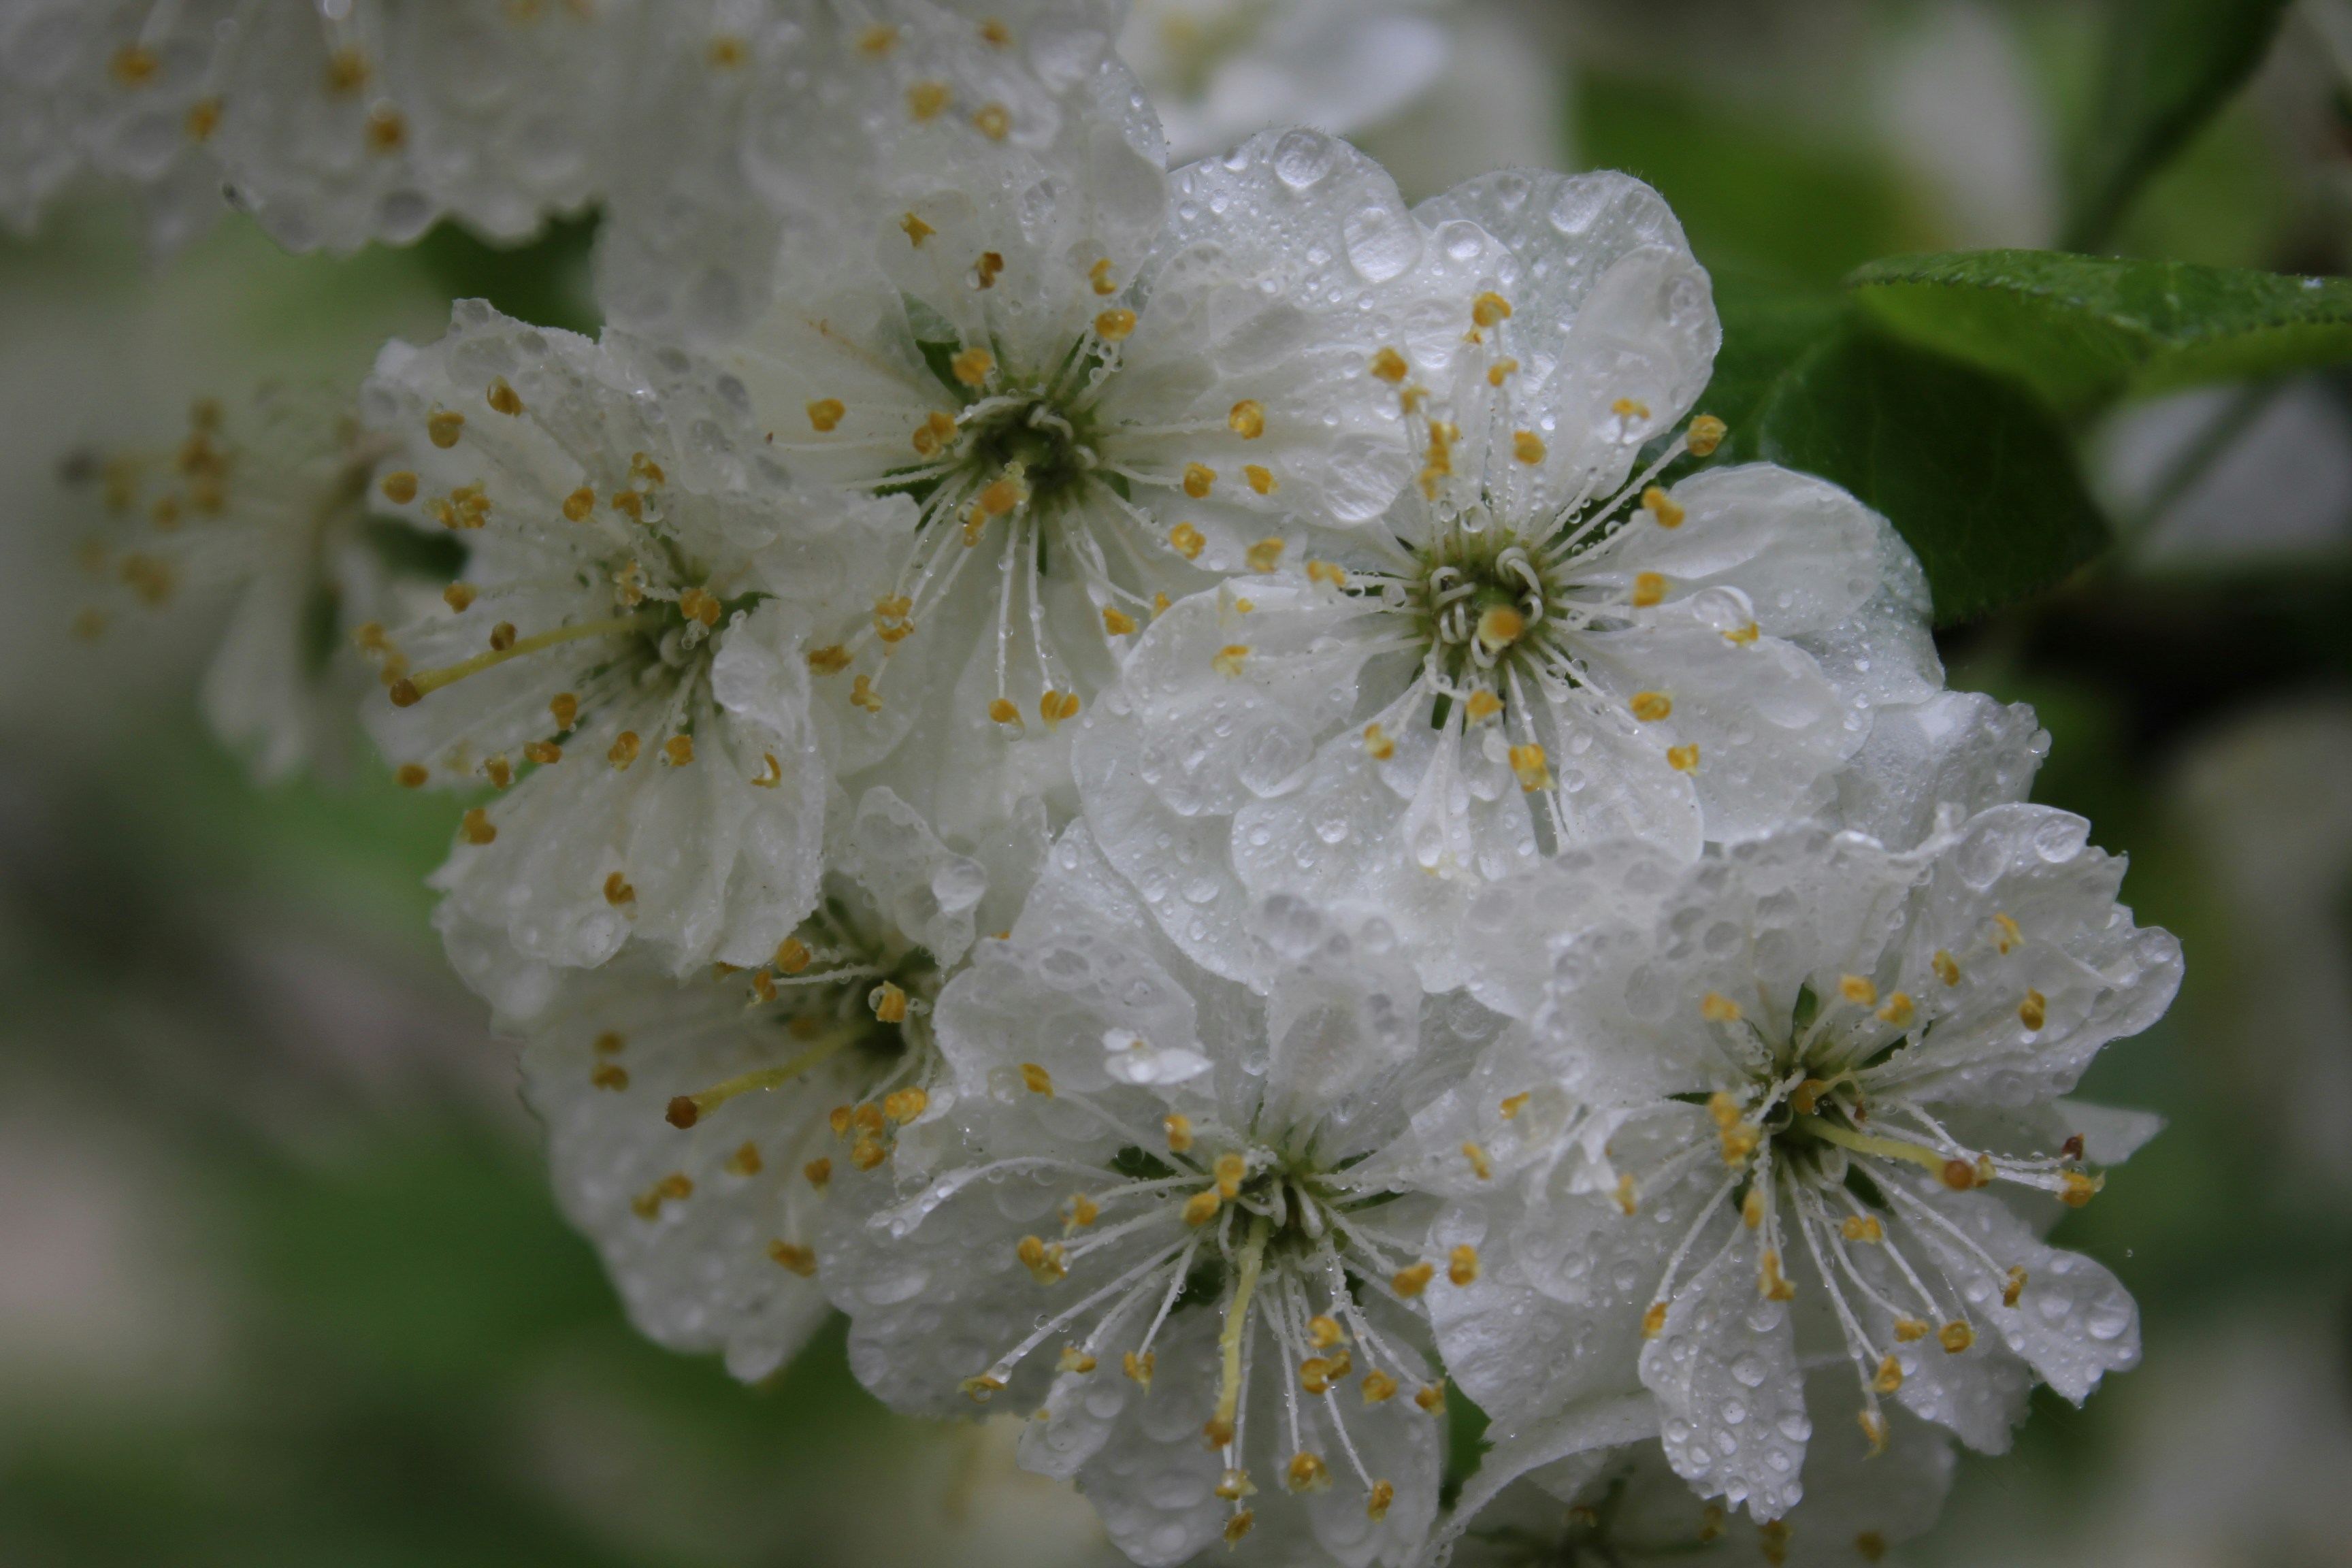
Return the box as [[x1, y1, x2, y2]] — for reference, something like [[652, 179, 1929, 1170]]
[[396, 764, 429, 789], [1414, 1385, 1446, 1415], [1667, 743, 1700, 774], [1512, 431, 1546, 465], [706, 33, 747, 67], [381, 471, 419, 504], [1631, 570, 1669, 608], [1994, 911, 2022, 952], [1630, 691, 1673, 722], [851, 1137, 888, 1171], [1465, 690, 1504, 725], [1612, 397, 1652, 422], [1094, 308, 1137, 342], [1842, 1215, 1884, 1243], [589, 1062, 627, 1091], [2060, 1170, 2104, 1207], [1874, 1354, 1904, 1394], [1362, 723, 1395, 761], [1877, 992, 1915, 1028], [1124, 1350, 1155, 1386], [485, 376, 523, 416], [2004, 1264, 2029, 1307], [1642, 1301, 1668, 1338], [1940, 1158, 1977, 1191], [1040, 690, 1080, 727], [1361, 1369, 1398, 1404], [1213, 644, 1250, 678], [1102, 605, 1138, 636], [974, 250, 1004, 289], [1245, 538, 1284, 573], [1487, 357, 1520, 387], [1213, 1152, 1247, 1198], [872, 982, 909, 1024], [1285, 1453, 1330, 1494], [1461, 1143, 1492, 1180], [1894, 1316, 1930, 1342], [1090, 257, 1117, 295], [1182, 1190, 1222, 1226], [112, 44, 160, 86], [461, 807, 497, 846], [608, 730, 641, 770], [485, 756, 512, 790], [1759, 1250, 1795, 1301], [629, 1172, 692, 1220], [1183, 461, 1216, 498], [326, 45, 369, 93], [185, 95, 222, 141], [899, 212, 935, 248], [951, 346, 994, 385], [365, 108, 406, 152], [546, 691, 579, 731], [973, 102, 1011, 140], [1019, 1062, 1054, 1096], [1056, 1345, 1096, 1374], [1224, 1513, 1254, 1545], [1841, 975, 1878, 1007], [1169, 521, 1206, 560], [1939, 1320, 1974, 1354], [881, 1088, 927, 1125], [1367, 1480, 1394, 1522], [1686, 414, 1728, 456], [1370, 347, 1408, 383], [1642, 486, 1684, 528], [1067, 1194, 1099, 1227], [1476, 604, 1524, 651], [803, 1157, 832, 1192], [1616, 1173, 1638, 1215], [1933, 949, 1961, 986], [2019, 989, 2047, 1031], [443, 583, 477, 612], [768, 1240, 816, 1276], [1307, 1316, 1344, 1349], [1742, 1187, 1765, 1229], [1448, 1244, 1480, 1286], [604, 871, 636, 906], [906, 80, 951, 120], [1392, 1262, 1435, 1298], [1508, 743, 1550, 793], [427, 410, 465, 448], [987, 698, 1023, 728], [1164, 1114, 1194, 1154], [1226, 399, 1266, 440], [803, 397, 847, 433], [1241, 464, 1278, 497], [1472, 291, 1513, 328]]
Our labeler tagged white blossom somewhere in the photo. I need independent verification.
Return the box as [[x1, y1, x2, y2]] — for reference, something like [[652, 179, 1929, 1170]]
[[717, 120, 1482, 840], [1425, 808, 2179, 1523], [0, 0, 627, 254], [519, 784, 1014, 1381], [1077, 169, 1940, 988], [1117, 0, 1455, 165], [359, 299, 912, 1017], [62, 385, 419, 779], [819, 825, 1533, 1566]]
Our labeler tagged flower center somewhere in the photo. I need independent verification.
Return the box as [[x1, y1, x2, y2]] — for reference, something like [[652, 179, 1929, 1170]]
[[951, 388, 1102, 514], [1403, 519, 1563, 695]]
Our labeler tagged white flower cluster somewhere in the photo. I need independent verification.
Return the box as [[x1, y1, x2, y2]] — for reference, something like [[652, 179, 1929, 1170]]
[[44, 5, 2183, 1564]]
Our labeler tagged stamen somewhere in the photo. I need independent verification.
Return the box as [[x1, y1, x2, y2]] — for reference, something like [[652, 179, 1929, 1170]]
[[1204, 1217, 1273, 1450], [388, 612, 657, 705], [663, 1027, 860, 1128]]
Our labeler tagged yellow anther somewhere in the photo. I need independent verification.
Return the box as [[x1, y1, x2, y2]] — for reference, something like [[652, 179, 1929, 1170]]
[[1856, 1409, 1891, 1458], [1875, 991, 1916, 1028], [1370, 347, 1408, 383], [1742, 1187, 1765, 1230], [664, 734, 694, 767], [1642, 1301, 1669, 1339], [949, 347, 994, 387], [974, 250, 1004, 289], [1940, 1158, 1978, 1191], [1017, 1234, 1067, 1284], [1223, 1512, 1254, 1545], [850, 674, 884, 713], [1089, 257, 1117, 295], [2004, 1264, 2029, 1307], [485, 376, 524, 417], [1298, 1356, 1334, 1394], [629, 1172, 693, 1220], [764, 1239, 817, 1276], [604, 871, 636, 906], [325, 45, 369, 93], [987, 698, 1023, 728], [1094, 308, 1137, 342], [1040, 690, 1080, 728], [1056, 1345, 1096, 1374], [2060, 1170, 2104, 1207], [551, 483, 589, 522], [1702, 992, 1743, 1022], [1994, 912, 2022, 952], [1165, 1114, 1194, 1154], [1933, 949, 1961, 986], [1362, 723, 1395, 761], [1759, 1250, 1795, 1301], [1169, 522, 1206, 560], [609, 489, 644, 523], [1842, 975, 1879, 1007], [608, 730, 641, 770], [1285, 1453, 1330, 1494], [2019, 990, 2046, 1031], [1487, 357, 1519, 387], [1512, 431, 1546, 465], [111, 43, 159, 86], [1631, 571, 1668, 608], [1686, 414, 1728, 456], [1667, 743, 1700, 774], [1475, 604, 1524, 651], [396, 763, 429, 789], [1465, 690, 1503, 724], [1612, 397, 1652, 422], [185, 95, 221, 141], [485, 755, 513, 790], [802, 648, 848, 682], [1183, 1190, 1223, 1226], [1213, 645, 1250, 678], [1938, 1320, 1974, 1354], [802, 397, 847, 433], [381, 471, 419, 504], [1019, 1062, 1054, 1096], [1507, 743, 1550, 792], [883, 1087, 928, 1124], [1448, 1244, 1481, 1286], [1894, 1316, 1930, 1342], [1306, 1316, 1345, 1349], [898, 212, 937, 251], [590, 1062, 628, 1091], [1414, 1385, 1447, 1415], [441, 582, 477, 614], [1066, 1193, 1099, 1228], [1392, 1262, 1435, 1298], [1472, 292, 1513, 328], [804, 1157, 832, 1192], [1629, 691, 1673, 722], [1102, 606, 1138, 636], [1362, 1480, 1394, 1523], [1183, 462, 1216, 498], [1123, 1350, 1155, 1387], [461, 807, 497, 846], [906, 80, 951, 120], [1498, 1092, 1531, 1121], [1360, 1369, 1398, 1404], [1874, 1354, 1904, 1394], [427, 410, 465, 448], [1214, 1152, 1247, 1198], [1616, 1173, 1638, 1215], [912, 410, 958, 455], [1642, 486, 1684, 528], [972, 102, 1011, 140], [958, 1374, 1005, 1404], [1245, 538, 1284, 573], [748, 751, 779, 785], [872, 981, 909, 1024], [1400, 384, 1429, 414], [1760, 1522, 1793, 1567], [1460, 1143, 1492, 1181], [851, 1135, 888, 1171], [1842, 1215, 1884, 1243], [856, 22, 898, 53]]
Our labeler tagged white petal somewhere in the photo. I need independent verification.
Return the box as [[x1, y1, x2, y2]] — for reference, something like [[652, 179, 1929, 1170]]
[[1637, 1228, 1811, 1522]]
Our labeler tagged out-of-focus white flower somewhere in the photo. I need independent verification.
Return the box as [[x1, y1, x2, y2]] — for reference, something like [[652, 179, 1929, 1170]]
[[2095, 376, 2352, 568], [721, 122, 1481, 840], [1118, 0, 1453, 165], [0, 0, 626, 254], [819, 826, 1539, 1566], [520, 785, 1006, 1382], [1428, 809, 2178, 1524], [1868, 1, 2057, 250], [1078, 169, 1938, 989], [359, 300, 913, 1017], [61, 385, 429, 781]]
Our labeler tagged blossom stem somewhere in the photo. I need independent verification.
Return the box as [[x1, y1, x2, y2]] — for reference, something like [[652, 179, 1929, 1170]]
[[1211, 1214, 1273, 1449], [1793, 1114, 1950, 1175]]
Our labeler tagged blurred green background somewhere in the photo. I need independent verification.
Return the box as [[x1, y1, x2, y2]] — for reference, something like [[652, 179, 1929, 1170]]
[[4, 1, 2351, 1563]]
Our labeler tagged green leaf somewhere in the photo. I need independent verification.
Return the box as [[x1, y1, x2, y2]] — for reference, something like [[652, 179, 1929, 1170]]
[[1750, 325, 2111, 626], [2066, 0, 2293, 250], [1852, 250, 2352, 419]]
